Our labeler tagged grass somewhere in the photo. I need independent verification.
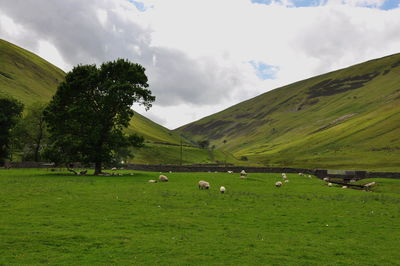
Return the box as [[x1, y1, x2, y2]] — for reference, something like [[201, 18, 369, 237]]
[[130, 142, 240, 165], [1, 169, 400, 265], [0, 39, 65, 105], [177, 53, 400, 171]]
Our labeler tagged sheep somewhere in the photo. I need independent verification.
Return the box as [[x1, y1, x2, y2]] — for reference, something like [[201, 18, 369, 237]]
[[148, 179, 157, 183], [328, 182, 333, 187], [342, 185, 347, 189], [275, 181, 282, 187], [298, 173, 304, 176], [159, 175, 168, 182], [323, 177, 329, 182], [198, 180, 210, 190], [284, 179, 289, 183], [308, 175, 312, 178], [227, 171, 233, 174], [240, 170, 247, 178], [220, 186, 226, 193], [111, 167, 117, 171]]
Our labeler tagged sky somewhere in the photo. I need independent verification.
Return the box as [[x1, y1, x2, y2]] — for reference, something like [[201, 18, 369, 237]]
[[0, 0, 400, 129]]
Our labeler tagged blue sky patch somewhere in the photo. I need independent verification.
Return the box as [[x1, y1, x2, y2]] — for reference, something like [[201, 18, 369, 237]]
[[250, 0, 400, 10], [249, 61, 279, 80], [127, 0, 146, 12]]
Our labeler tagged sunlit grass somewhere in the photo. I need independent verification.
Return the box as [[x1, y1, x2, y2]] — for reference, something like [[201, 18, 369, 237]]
[[1, 169, 399, 265]]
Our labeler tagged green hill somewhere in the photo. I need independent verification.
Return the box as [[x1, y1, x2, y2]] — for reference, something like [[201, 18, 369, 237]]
[[177, 54, 400, 171], [0, 39, 65, 104], [0, 39, 227, 165]]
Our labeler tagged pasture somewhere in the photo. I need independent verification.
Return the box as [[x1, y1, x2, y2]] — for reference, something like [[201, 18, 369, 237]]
[[1, 169, 399, 265]]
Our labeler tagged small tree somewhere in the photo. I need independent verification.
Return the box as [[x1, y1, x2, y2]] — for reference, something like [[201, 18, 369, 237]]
[[12, 102, 49, 161], [44, 59, 155, 174], [0, 97, 24, 164]]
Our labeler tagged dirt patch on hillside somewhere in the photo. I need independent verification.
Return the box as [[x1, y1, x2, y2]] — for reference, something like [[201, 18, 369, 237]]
[[307, 72, 380, 98]]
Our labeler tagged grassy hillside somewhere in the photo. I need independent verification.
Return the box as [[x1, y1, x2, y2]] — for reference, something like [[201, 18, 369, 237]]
[[0, 39, 226, 164], [0, 39, 65, 105], [177, 54, 400, 171]]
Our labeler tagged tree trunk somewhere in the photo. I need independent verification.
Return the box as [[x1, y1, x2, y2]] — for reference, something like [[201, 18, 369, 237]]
[[94, 161, 102, 175]]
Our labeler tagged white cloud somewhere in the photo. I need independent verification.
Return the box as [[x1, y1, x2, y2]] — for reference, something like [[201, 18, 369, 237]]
[[1, 0, 400, 129]]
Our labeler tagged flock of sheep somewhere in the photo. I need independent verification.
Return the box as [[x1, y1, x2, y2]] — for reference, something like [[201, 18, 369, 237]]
[[146, 170, 345, 193]]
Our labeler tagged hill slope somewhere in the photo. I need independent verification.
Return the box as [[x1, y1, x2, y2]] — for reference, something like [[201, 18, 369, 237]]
[[0, 39, 227, 164], [0, 39, 65, 104], [177, 54, 400, 171]]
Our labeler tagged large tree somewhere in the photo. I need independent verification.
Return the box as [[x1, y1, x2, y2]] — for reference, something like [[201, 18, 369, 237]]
[[0, 97, 24, 164], [44, 59, 155, 174]]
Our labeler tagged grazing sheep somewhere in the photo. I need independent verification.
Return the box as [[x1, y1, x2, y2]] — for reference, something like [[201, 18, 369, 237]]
[[159, 175, 169, 182], [275, 181, 282, 187], [148, 179, 157, 183], [198, 180, 210, 190], [308, 175, 312, 178], [342, 185, 347, 189], [323, 177, 329, 182], [240, 170, 247, 178], [298, 173, 304, 176], [227, 171, 233, 174], [111, 167, 117, 171], [284, 179, 289, 183], [350, 179, 356, 183], [328, 183, 333, 187], [220, 186, 226, 193]]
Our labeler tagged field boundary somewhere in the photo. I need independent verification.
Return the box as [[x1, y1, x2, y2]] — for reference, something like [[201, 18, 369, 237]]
[[2, 162, 400, 180]]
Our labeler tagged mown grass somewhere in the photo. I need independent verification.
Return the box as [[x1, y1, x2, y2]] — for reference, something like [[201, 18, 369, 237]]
[[1, 169, 399, 265]]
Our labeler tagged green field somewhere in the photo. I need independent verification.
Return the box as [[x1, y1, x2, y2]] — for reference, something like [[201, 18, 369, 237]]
[[1, 169, 399, 265]]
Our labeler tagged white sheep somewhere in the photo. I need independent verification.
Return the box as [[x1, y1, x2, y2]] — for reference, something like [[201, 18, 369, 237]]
[[227, 171, 233, 174], [148, 179, 157, 183], [240, 170, 247, 178], [159, 175, 168, 182], [111, 167, 117, 171], [284, 179, 289, 183], [308, 175, 312, 178], [328, 182, 333, 187], [342, 185, 347, 189], [220, 186, 226, 193], [198, 180, 210, 190], [275, 181, 282, 187], [323, 177, 329, 182]]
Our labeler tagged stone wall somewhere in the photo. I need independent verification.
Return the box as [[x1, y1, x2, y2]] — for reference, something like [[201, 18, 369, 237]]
[[2, 162, 400, 180]]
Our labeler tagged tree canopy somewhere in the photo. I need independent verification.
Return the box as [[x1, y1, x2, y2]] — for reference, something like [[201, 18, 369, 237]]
[[44, 59, 155, 174], [0, 97, 24, 164]]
